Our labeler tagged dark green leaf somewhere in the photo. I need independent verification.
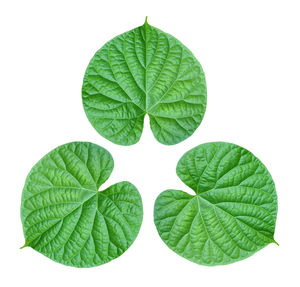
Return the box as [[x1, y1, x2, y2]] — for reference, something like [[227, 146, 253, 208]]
[[82, 18, 206, 145], [21, 142, 143, 267], [154, 142, 278, 266]]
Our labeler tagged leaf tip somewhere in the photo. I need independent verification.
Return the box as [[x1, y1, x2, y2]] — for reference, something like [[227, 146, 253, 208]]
[[20, 242, 29, 249], [144, 16, 148, 25]]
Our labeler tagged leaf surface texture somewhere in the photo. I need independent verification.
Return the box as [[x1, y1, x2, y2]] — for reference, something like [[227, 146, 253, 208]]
[[154, 142, 278, 265], [82, 19, 206, 145], [21, 142, 143, 267]]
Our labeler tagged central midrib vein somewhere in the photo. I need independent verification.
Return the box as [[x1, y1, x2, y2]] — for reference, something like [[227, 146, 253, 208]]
[[194, 194, 274, 242], [24, 187, 102, 247], [144, 20, 149, 112]]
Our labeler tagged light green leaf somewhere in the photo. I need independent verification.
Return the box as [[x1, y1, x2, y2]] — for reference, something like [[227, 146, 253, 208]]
[[82, 18, 206, 145], [21, 142, 143, 268], [154, 142, 278, 266]]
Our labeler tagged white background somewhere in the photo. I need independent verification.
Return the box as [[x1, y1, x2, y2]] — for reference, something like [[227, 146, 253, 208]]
[[1, 0, 299, 286]]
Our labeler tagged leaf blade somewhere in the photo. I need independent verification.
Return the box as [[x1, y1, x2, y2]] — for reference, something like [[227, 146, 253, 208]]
[[82, 20, 206, 145], [154, 142, 278, 265], [21, 142, 143, 267]]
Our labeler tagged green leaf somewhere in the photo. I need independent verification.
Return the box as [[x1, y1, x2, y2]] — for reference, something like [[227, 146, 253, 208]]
[[154, 142, 278, 266], [82, 18, 207, 145], [20, 142, 143, 268]]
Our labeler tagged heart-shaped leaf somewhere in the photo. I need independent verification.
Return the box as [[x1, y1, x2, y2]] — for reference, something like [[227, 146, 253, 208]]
[[82, 18, 206, 145], [154, 142, 278, 266], [21, 142, 143, 267]]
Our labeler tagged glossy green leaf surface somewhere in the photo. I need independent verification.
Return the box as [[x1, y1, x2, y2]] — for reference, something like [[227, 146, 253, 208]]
[[154, 142, 278, 266], [21, 142, 143, 267], [82, 18, 206, 145]]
